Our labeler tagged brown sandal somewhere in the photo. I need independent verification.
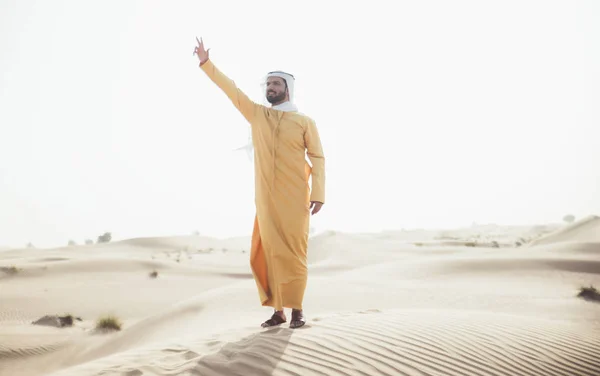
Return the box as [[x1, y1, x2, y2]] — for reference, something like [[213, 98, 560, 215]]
[[290, 309, 306, 329], [261, 313, 286, 328]]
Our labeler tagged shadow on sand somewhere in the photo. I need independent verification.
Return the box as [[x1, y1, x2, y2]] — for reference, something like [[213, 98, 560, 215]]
[[189, 326, 297, 375]]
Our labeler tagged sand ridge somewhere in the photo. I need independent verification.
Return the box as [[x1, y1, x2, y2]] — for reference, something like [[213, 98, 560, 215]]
[[37, 310, 600, 376], [1, 219, 599, 376], [528, 215, 600, 246]]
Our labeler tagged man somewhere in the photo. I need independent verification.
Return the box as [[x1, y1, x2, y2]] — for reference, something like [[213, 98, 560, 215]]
[[193, 37, 325, 329]]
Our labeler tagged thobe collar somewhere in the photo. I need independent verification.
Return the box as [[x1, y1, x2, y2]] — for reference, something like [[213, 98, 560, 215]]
[[271, 101, 298, 112]]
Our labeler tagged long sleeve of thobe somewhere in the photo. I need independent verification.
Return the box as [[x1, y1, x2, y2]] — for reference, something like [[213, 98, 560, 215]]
[[199, 59, 258, 123], [305, 120, 326, 203]]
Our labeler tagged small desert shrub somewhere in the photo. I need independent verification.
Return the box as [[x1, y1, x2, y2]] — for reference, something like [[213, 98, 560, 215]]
[[97, 232, 112, 243], [491, 241, 499, 248], [2, 265, 20, 275], [414, 243, 424, 247], [85, 239, 94, 245], [149, 270, 158, 278], [577, 286, 600, 302], [95, 315, 122, 331], [464, 242, 477, 247]]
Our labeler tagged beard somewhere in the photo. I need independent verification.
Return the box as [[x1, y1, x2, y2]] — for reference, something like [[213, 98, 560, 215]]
[[266, 90, 286, 104]]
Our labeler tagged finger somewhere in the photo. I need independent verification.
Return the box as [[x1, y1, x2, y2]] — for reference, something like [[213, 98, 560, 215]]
[[196, 36, 201, 46]]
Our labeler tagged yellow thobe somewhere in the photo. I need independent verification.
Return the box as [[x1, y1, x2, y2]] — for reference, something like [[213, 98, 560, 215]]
[[200, 60, 325, 310]]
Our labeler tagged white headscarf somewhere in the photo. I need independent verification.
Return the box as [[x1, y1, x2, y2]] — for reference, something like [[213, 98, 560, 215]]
[[235, 70, 298, 161]]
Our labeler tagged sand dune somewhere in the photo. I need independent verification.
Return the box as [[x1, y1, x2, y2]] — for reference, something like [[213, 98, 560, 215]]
[[17, 310, 600, 376], [191, 310, 600, 376], [0, 325, 75, 360], [528, 215, 600, 246], [2, 222, 599, 376]]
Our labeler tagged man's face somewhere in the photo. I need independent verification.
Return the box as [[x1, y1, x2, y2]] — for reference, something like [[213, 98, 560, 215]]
[[265, 77, 287, 104]]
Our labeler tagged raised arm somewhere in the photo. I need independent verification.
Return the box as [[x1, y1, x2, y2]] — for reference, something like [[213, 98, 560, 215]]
[[304, 119, 325, 214], [194, 37, 259, 123]]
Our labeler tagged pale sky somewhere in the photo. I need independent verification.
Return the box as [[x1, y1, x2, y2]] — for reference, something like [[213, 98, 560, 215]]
[[1, 0, 599, 248]]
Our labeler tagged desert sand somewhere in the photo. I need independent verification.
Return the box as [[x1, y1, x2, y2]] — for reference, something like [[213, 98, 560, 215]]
[[1, 216, 599, 376]]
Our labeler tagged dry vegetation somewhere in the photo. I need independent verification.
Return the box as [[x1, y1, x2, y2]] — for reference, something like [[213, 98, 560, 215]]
[[95, 315, 122, 331], [577, 285, 600, 302], [1, 265, 21, 275]]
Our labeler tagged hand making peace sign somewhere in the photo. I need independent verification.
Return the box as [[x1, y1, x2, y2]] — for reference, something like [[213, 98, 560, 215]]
[[193, 37, 210, 65]]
